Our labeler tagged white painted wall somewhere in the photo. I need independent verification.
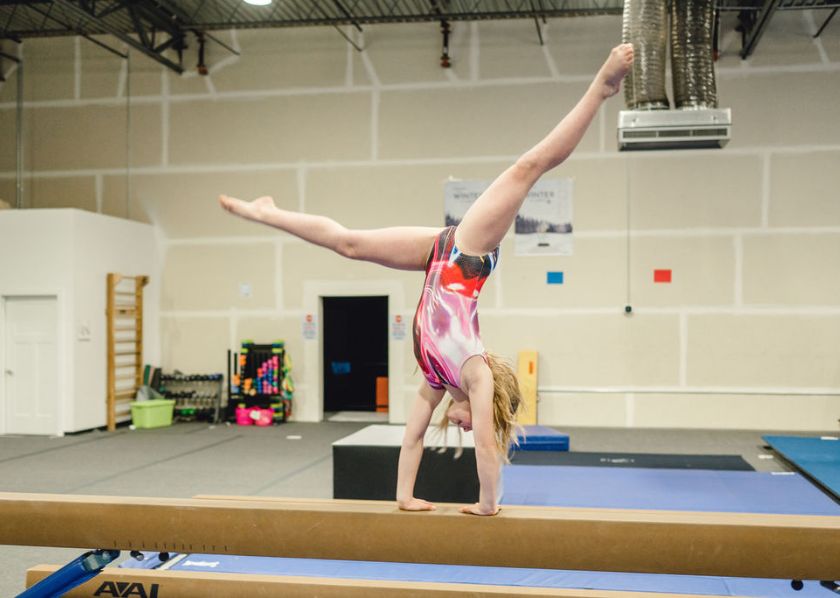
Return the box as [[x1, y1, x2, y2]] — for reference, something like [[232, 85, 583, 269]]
[[2, 14, 840, 430], [0, 209, 159, 434], [71, 209, 160, 431], [0, 210, 73, 436]]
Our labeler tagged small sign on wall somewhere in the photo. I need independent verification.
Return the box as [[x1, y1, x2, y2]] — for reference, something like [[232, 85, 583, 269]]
[[302, 313, 317, 340], [444, 179, 574, 256], [391, 314, 406, 341]]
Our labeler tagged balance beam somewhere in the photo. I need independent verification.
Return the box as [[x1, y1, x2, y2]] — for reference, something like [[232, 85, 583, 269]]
[[25, 566, 745, 598], [2, 492, 838, 580]]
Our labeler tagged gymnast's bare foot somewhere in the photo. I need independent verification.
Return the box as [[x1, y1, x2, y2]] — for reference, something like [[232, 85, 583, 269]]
[[218, 194, 275, 222], [594, 43, 634, 99]]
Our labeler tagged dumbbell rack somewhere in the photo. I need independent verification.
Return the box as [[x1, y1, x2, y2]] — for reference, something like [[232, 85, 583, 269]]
[[159, 373, 224, 424]]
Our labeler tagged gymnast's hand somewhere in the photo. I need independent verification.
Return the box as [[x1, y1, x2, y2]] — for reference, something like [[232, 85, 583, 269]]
[[459, 503, 500, 516], [397, 497, 437, 512], [218, 194, 276, 222]]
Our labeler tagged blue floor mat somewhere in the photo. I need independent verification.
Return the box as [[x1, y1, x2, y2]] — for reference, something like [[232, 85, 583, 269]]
[[123, 554, 823, 597], [501, 464, 840, 515], [120, 465, 840, 596], [763, 435, 840, 501]]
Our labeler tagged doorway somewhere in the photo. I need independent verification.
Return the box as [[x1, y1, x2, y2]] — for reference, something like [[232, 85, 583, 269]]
[[322, 296, 388, 415], [2, 295, 59, 435]]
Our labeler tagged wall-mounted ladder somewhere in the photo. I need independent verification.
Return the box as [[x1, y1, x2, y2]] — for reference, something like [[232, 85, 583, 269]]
[[106, 273, 149, 432]]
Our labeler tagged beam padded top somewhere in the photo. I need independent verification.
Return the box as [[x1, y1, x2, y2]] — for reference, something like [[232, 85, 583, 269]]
[[1, 492, 838, 580]]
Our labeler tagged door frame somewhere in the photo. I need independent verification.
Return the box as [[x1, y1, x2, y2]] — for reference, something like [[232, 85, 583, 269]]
[[0, 290, 66, 436], [302, 281, 406, 424]]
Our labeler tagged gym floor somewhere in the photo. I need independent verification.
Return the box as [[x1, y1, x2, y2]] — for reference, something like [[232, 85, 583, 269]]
[[0, 422, 819, 595]]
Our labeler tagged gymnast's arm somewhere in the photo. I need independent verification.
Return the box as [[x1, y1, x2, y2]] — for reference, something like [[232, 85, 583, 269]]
[[396, 383, 444, 511], [460, 363, 500, 516]]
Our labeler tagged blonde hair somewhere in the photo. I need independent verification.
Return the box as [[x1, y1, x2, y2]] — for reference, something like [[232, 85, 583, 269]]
[[437, 353, 523, 462]]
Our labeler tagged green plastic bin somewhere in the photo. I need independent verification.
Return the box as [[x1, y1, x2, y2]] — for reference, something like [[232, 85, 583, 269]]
[[130, 399, 175, 429]]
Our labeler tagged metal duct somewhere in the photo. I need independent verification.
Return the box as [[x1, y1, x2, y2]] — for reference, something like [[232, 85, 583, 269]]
[[622, 0, 670, 110], [671, 0, 718, 109]]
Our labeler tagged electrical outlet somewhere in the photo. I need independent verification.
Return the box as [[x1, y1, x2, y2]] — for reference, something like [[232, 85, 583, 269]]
[[77, 322, 91, 341]]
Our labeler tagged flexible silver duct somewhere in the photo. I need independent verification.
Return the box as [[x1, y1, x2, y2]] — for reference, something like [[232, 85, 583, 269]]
[[622, 0, 670, 110], [671, 0, 718, 109]]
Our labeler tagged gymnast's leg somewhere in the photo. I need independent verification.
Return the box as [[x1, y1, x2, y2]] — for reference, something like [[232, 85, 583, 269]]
[[219, 194, 439, 271], [454, 43, 634, 256]]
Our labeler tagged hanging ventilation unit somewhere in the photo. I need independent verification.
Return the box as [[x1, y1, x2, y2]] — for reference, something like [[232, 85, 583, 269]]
[[619, 0, 731, 151], [618, 108, 731, 151]]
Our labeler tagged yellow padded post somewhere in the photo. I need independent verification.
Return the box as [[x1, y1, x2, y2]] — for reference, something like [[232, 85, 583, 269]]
[[517, 350, 538, 425]]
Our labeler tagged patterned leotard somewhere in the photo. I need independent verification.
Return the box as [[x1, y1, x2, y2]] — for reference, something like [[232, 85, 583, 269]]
[[413, 226, 499, 389]]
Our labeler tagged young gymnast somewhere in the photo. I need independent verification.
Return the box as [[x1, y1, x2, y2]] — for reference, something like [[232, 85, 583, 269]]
[[219, 43, 633, 516]]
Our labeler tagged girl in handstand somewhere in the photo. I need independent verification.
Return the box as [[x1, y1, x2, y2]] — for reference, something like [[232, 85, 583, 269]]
[[219, 43, 633, 516]]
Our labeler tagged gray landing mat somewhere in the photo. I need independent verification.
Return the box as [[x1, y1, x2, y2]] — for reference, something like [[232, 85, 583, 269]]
[[511, 451, 753, 471]]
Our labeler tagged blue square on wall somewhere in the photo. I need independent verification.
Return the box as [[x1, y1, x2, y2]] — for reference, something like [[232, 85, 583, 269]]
[[546, 272, 564, 285]]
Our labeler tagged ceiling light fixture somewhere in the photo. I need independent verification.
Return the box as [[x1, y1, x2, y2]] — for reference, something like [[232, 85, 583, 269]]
[[243, 0, 272, 6]]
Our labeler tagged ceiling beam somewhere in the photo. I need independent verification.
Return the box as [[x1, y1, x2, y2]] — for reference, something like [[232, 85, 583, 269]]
[[50, 0, 184, 73], [179, 5, 624, 31], [22, 1, 128, 58]]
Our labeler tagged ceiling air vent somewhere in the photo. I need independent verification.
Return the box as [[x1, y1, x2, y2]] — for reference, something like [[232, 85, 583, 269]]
[[618, 108, 731, 151]]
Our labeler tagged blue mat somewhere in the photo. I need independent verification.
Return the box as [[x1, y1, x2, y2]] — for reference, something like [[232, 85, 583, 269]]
[[119, 554, 825, 597], [516, 425, 569, 451], [121, 466, 840, 596], [502, 465, 840, 515], [763, 435, 840, 501]]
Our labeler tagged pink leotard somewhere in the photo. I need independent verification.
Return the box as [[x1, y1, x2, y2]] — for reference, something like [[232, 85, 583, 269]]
[[413, 226, 499, 390]]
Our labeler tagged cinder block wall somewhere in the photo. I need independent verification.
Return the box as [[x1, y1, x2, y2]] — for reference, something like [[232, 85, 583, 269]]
[[1, 13, 839, 428]]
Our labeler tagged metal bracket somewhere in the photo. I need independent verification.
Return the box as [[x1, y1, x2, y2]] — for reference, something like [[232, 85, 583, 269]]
[[814, 7, 838, 38], [739, 0, 781, 59]]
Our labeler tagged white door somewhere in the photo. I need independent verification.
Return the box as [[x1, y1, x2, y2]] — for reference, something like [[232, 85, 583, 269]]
[[3, 296, 59, 435]]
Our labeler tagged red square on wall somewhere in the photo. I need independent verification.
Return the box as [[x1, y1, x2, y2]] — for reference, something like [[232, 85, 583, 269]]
[[654, 269, 672, 283]]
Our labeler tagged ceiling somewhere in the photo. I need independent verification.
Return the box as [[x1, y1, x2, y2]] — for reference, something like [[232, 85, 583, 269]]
[[0, 0, 838, 73]]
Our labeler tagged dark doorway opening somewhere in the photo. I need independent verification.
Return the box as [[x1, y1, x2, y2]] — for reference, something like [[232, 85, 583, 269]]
[[322, 296, 388, 413]]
